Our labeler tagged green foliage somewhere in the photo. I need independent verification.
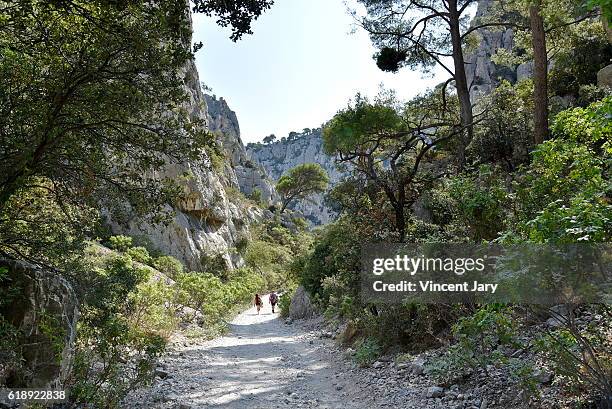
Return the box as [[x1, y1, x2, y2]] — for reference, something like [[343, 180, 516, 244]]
[[587, 0, 612, 20], [199, 253, 229, 278], [448, 166, 510, 241], [507, 98, 611, 243], [323, 94, 404, 154], [427, 306, 520, 384], [0, 183, 97, 267], [126, 246, 152, 265], [470, 80, 534, 168], [129, 278, 177, 337], [192, 0, 274, 41], [552, 97, 612, 147], [323, 90, 459, 241], [38, 314, 66, 364], [548, 20, 612, 99], [205, 141, 227, 172], [356, 0, 472, 75], [359, 303, 467, 352], [354, 338, 382, 367], [175, 267, 264, 326], [69, 255, 163, 408], [0, 0, 210, 243], [534, 309, 612, 400], [244, 219, 313, 291], [175, 272, 225, 322], [108, 235, 134, 252], [153, 255, 184, 279], [298, 218, 361, 303], [249, 188, 263, 203], [245, 240, 292, 289], [278, 287, 295, 318], [276, 163, 329, 212], [291, 217, 309, 231]]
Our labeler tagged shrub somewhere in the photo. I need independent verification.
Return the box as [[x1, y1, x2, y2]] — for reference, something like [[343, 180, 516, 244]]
[[129, 278, 178, 337], [278, 287, 295, 318], [68, 255, 164, 408], [507, 97, 612, 244], [448, 166, 509, 241], [108, 235, 133, 252], [534, 306, 612, 404], [175, 272, 225, 322], [354, 337, 382, 367], [153, 255, 184, 278], [427, 306, 520, 384], [126, 246, 152, 265], [249, 188, 262, 203]]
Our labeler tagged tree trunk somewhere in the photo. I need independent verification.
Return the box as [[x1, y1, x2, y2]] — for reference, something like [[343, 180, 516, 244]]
[[448, 0, 474, 169], [530, 0, 549, 145], [395, 204, 406, 243], [280, 199, 289, 213]]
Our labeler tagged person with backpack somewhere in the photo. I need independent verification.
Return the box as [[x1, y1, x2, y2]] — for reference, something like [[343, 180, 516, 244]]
[[269, 291, 278, 314], [254, 293, 263, 314]]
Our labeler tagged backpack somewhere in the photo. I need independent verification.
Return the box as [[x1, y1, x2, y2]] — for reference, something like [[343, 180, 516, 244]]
[[255, 295, 262, 305], [269, 293, 278, 304]]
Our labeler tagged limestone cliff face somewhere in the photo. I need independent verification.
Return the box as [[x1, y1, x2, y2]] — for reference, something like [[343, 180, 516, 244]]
[[204, 94, 278, 203], [465, 0, 517, 100], [109, 61, 266, 271], [247, 129, 343, 225]]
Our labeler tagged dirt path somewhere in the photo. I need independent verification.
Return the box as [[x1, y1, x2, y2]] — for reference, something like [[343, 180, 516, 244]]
[[127, 295, 379, 409]]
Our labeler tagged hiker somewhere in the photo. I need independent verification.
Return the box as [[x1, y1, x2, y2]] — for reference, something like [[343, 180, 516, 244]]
[[254, 293, 263, 314], [269, 291, 279, 314]]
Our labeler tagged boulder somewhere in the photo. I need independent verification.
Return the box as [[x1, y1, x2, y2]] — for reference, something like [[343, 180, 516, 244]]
[[516, 61, 534, 82], [0, 259, 78, 389], [288, 286, 316, 320], [408, 357, 426, 376], [597, 64, 612, 88]]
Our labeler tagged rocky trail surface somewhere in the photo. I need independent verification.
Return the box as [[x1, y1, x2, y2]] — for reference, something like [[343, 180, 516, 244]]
[[126, 295, 512, 409], [127, 295, 378, 408]]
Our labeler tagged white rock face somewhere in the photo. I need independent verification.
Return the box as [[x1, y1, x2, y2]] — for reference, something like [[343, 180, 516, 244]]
[[204, 94, 278, 203], [247, 129, 344, 225], [465, 0, 517, 100], [109, 60, 266, 271]]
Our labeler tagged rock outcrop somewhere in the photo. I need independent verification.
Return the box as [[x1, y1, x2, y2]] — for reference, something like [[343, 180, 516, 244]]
[[204, 94, 278, 204], [247, 129, 344, 225], [288, 286, 316, 320], [108, 60, 265, 271], [0, 259, 78, 389], [465, 0, 517, 100]]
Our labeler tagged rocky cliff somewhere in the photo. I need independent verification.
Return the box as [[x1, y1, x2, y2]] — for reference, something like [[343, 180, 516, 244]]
[[108, 61, 267, 271], [465, 0, 518, 100], [204, 94, 278, 204], [0, 259, 78, 390], [247, 129, 343, 225]]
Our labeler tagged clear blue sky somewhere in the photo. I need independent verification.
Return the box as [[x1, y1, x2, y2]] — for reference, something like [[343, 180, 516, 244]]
[[192, 0, 447, 144]]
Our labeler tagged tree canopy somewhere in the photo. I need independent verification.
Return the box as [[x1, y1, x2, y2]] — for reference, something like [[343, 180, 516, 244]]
[[276, 163, 329, 212], [192, 0, 274, 41]]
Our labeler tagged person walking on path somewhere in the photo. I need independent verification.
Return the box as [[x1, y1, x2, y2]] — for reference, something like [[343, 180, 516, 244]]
[[269, 291, 279, 314], [254, 293, 263, 314]]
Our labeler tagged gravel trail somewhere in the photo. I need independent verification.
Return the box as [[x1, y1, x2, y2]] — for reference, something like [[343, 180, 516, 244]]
[[127, 295, 379, 409]]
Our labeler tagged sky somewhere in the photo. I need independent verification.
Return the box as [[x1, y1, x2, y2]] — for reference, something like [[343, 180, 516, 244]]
[[192, 0, 448, 144]]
